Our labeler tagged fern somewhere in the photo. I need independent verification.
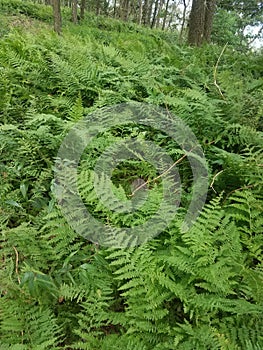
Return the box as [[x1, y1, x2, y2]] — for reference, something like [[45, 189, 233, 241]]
[[0, 2, 263, 348]]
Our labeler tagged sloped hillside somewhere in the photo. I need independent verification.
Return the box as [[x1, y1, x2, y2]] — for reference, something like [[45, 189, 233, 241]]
[[0, 1, 263, 349]]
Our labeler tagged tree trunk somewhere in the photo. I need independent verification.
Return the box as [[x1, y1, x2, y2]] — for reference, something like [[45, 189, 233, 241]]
[[103, 0, 110, 16], [147, 0, 154, 26], [203, 0, 217, 43], [120, 0, 125, 20], [179, 0, 187, 42], [138, 0, 143, 24], [188, 0, 205, 46], [96, 0, 100, 16], [123, 0, 130, 21], [151, 0, 159, 28], [142, 0, 149, 25], [71, 0, 78, 23], [156, 0, 164, 28], [162, 0, 169, 30], [52, 0, 62, 34], [188, 0, 217, 46], [80, 0, 86, 20], [113, 0, 117, 18], [167, 7, 174, 29]]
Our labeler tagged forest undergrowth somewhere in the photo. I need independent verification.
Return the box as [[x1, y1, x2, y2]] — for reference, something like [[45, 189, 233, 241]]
[[0, 1, 263, 349]]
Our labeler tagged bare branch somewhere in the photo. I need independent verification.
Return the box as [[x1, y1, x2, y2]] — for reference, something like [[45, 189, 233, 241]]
[[13, 246, 21, 284], [213, 43, 228, 99]]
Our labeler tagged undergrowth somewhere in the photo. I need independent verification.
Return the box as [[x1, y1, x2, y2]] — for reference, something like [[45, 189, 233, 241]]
[[0, 0, 263, 349]]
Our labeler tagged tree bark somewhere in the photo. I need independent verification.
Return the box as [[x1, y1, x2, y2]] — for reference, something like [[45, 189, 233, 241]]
[[80, 0, 86, 20], [188, 0, 205, 46], [123, 0, 130, 21], [138, 0, 143, 24], [179, 0, 187, 41], [96, 0, 101, 16], [113, 0, 117, 18], [147, 0, 154, 26], [142, 0, 149, 25], [71, 0, 78, 23], [203, 0, 217, 43], [151, 0, 159, 28], [188, 0, 217, 46], [52, 0, 62, 34], [162, 0, 170, 30]]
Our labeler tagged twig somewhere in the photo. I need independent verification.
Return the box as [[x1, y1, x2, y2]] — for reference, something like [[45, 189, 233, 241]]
[[222, 185, 255, 205], [210, 170, 224, 193], [213, 43, 228, 99], [13, 246, 21, 284], [129, 149, 194, 197]]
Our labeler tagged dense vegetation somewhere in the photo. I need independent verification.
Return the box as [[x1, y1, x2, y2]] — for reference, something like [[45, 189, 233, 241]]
[[0, 1, 263, 349]]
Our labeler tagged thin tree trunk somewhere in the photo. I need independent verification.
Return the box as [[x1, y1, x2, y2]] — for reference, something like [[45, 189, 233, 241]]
[[151, 0, 159, 28], [167, 8, 173, 29], [103, 0, 110, 16], [156, 0, 164, 28], [147, 0, 154, 26], [71, 0, 78, 23], [138, 0, 143, 24], [52, 0, 62, 34], [128, 0, 136, 22], [179, 0, 187, 42], [113, 0, 117, 18], [80, 0, 86, 20], [162, 0, 169, 30], [142, 0, 149, 25], [120, 0, 125, 20], [96, 0, 100, 16], [124, 0, 130, 21]]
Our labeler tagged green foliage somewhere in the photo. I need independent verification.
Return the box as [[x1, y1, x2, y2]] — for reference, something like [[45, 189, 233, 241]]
[[0, 0, 53, 21], [214, 0, 263, 48], [212, 9, 246, 47], [0, 1, 263, 349]]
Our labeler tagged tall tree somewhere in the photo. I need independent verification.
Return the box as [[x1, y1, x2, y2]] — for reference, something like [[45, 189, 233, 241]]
[[80, 0, 86, 20], [179, 0, 188, 41], [162, 0, 170, 30], [113, 0, 117, 17], [151, 0, 159, 28], [142, 0, 150, 25], [188, 0, 217, 46], [138, 0, 143, 24], [156, 0, 165, 28], [122, 0, 130, 21], [147, 0, 155, 25], [203, 0, 217, 42], [52, 0, 62, 34], [188, 0, 205, 45], [71, 0, 78, 23]]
